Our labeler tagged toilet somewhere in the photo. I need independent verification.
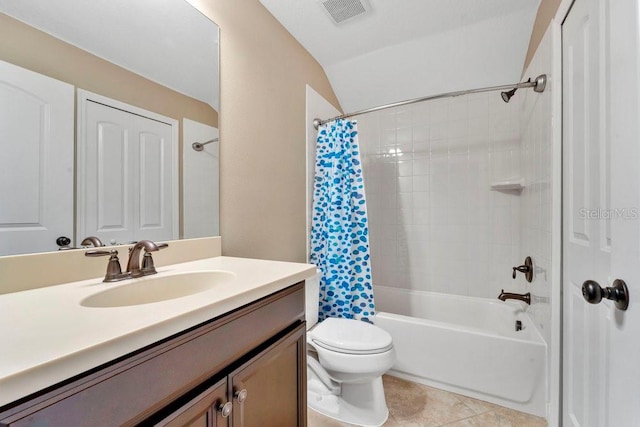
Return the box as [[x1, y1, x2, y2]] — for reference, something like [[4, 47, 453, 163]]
[[305, 272, 396, 427]]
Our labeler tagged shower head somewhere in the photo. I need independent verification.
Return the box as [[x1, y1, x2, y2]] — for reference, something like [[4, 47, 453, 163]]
[[500, 74, 547, 103], [501, 88, 517, 103]]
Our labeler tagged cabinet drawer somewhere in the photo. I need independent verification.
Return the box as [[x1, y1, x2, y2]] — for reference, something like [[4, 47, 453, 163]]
[[0, 282, 304, 427]]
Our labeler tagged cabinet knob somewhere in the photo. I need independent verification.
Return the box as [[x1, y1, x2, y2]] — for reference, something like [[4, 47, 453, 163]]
[[235, 388, 248, 403], [218, 401, 233, 418]]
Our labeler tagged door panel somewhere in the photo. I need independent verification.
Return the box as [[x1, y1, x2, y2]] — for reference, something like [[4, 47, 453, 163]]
[[562, 0, 609, 425], [229, 325, 306, 427], [82, 101, 133, 244], [564, 9, 591, 246], [136, 120, 174, 241], [97, 118, 129, 235], [565, 284, 586, 426], [0, 60, 74, 255]]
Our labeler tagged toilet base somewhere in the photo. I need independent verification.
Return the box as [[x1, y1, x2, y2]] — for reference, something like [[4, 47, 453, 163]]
[[308, 371, 389, 427]]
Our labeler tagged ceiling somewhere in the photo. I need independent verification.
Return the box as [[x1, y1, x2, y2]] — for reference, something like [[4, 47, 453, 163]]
[[0, 0, 219, 110], [259, 0, 540, 113]]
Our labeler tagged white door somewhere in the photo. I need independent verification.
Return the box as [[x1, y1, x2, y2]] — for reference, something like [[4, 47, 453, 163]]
[[606, 1, 640, 425], [0, 60, 74, 255], [563, 0, 640, 426], [77, 91, 178, 245]]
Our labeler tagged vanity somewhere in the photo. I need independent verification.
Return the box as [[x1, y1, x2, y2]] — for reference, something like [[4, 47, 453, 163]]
[[0, 251, 315, 426]]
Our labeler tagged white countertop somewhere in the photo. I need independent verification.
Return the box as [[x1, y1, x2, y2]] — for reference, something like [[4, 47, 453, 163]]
[[0, 256, 316, 407]]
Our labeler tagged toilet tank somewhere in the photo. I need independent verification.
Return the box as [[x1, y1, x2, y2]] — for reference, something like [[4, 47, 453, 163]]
[[305, 270, 321, 329]]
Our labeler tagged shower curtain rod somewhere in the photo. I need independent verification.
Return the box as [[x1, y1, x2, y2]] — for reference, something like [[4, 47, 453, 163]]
[[312, 74, 547, 129]]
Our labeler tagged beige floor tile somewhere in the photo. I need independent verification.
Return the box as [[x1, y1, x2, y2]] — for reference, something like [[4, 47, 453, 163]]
[[494, 408, 547, 427], [383, 376, 476, 425], [308, 408, 352, 427], [308, 407, 398, 427], [456, 394, 503, 415], [442, 409, 547, 427], [307, 375, 547, 427]]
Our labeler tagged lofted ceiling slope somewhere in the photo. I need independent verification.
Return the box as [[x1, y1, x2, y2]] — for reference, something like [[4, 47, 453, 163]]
[[259, 0, 540, 113]]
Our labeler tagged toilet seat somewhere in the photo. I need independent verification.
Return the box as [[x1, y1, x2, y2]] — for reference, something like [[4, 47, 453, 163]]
[[309, 318, 393, 354]]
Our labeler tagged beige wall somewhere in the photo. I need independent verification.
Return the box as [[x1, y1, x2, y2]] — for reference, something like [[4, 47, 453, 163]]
[[522, 0, 562, 74], [191, 0, 342, 263], [0, 13, 217, 128]]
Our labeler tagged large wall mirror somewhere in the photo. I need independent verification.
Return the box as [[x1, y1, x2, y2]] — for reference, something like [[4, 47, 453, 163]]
[[0, 0, 220, 256]]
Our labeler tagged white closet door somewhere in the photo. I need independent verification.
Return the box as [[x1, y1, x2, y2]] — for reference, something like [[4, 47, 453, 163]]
[[134, 114, 176, 242], [0, 60, 74, 255], [77, 92, 177, 245]]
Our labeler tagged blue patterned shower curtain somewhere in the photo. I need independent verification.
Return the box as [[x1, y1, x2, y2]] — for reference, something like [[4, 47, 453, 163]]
[[310, 119, 375, 323]]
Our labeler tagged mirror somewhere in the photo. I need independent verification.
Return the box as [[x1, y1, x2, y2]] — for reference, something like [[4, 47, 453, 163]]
[[0, 0, 220, 256]]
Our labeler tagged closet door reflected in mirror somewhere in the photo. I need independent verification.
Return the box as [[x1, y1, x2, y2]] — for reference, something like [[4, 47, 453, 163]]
[[77, 91, 179, 246]]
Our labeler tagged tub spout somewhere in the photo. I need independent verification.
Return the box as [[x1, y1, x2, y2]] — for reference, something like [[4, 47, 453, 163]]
[[498, 290, 531, 305]]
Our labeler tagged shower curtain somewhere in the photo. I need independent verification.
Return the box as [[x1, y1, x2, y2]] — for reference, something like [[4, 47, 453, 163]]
[[310, 119, 375, 323]]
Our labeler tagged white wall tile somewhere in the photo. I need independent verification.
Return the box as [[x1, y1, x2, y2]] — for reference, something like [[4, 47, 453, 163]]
[[359, 94, 522, 299]]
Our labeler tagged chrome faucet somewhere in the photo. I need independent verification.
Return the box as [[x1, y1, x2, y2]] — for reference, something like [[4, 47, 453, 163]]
[[81, 236, 104, 247], [498, 290, 531, 305], [126, 240, 160, 278]]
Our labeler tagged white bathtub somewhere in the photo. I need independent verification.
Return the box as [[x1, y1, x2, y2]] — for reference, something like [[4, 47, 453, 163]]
[[374, 285, 547, 417]]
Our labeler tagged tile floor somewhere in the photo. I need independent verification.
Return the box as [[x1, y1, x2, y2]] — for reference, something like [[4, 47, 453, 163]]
[[307, 375, 547, 427]]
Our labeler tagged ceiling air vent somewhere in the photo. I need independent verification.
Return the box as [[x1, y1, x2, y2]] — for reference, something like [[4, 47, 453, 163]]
[[318, 0, 371, 25]]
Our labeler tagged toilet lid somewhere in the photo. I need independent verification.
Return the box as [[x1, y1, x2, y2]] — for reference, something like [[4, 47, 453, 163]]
[[310, 318, 393, 354]]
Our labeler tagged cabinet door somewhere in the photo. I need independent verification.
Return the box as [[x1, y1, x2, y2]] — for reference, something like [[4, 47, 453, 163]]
[[229, 324, 306, 427], [156, 378, 230, 427]]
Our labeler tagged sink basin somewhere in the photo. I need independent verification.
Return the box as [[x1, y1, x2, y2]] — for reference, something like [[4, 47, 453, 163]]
[[81, 270, 236, 308]]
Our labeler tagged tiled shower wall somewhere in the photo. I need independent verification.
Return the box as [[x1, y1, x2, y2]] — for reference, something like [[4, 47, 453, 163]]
[[519, 28, 553, 344], [358, 92, 524, 298]]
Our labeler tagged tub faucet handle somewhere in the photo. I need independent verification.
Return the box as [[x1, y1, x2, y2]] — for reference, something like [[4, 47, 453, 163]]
[[512, 256, 533, 282]]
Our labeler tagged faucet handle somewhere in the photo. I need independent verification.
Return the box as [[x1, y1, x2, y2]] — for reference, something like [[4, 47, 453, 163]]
[[84, 249, 112, 257], [140, 243, 169, 275], [512, 256, 534, 282], [85, 249, 128, 282], [81, 236, 104, 247]]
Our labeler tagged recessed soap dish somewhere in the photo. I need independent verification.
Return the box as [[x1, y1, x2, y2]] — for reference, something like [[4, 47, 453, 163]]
[[490, 179, 525, 192]]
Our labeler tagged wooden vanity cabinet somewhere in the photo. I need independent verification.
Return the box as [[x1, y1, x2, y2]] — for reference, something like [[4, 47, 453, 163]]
[[157, 324, 306, 427], [0, 282, 307, 427]]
